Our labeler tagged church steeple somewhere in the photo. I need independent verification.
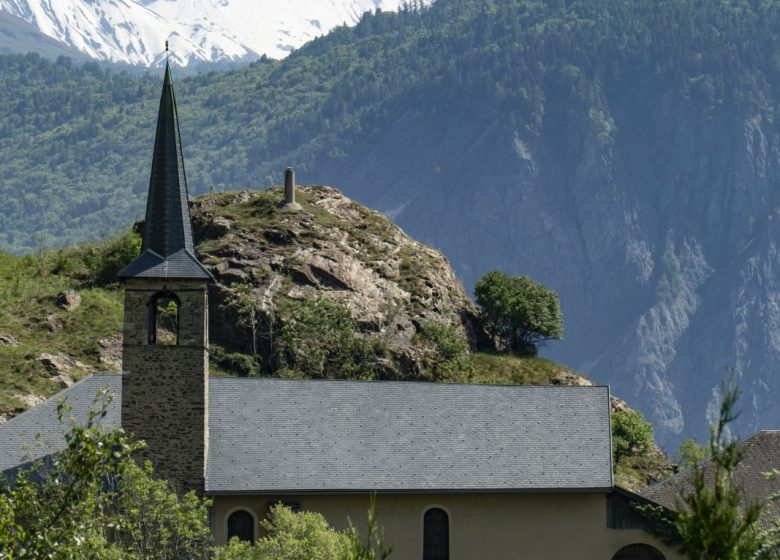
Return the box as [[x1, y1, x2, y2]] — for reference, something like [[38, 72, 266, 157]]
[[119, 63, 211, 280], [120, 62, 211, 495]]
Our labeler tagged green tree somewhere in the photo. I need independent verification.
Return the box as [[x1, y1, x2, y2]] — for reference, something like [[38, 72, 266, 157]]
[[674, 379, 765, 560], [276, 297, 376, 379], [675, 437, 709, 469], [214, 497, 393, 560], [214, 505, 350, 560], [228, 282, 261, 364], [107, 461, 212, 560], [0, 390, 213, 559], [611, 409, 654, 464], [344, 494, 393, 560], [0, 390, 137, 558], [474, 271, 563, 356]]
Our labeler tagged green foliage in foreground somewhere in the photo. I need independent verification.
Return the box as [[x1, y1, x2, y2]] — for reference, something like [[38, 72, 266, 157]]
[[638, 377, 778, 560], [0, 390, 212, 559], [474, 271, 563, 356], [215, 497, 392, 560], [216, 506, 351, 560], [675, 380, 768, 560], [0, 390, 394, 560]]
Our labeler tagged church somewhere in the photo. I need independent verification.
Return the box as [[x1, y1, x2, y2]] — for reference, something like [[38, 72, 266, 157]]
[[0, 65, 685, 560]]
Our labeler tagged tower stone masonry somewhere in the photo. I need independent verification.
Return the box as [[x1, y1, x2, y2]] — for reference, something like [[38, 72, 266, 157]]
[[118, 63, 212, 494]]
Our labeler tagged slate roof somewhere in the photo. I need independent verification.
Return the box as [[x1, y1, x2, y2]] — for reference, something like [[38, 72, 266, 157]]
[[0, 375, 122, 475], [0, 375, 614, 494], [641, 430, 780, 524], [119, 63, 211, 280]]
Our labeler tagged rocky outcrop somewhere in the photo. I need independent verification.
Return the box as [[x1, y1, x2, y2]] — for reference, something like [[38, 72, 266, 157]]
[[190, 186, 483, 377], [97, 336, 123, 370], [0, 334, 19, 347], [55, 289, 81, 311], [37, 352, 90, 388]]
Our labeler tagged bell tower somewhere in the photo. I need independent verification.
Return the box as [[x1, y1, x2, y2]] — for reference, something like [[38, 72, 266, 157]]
[[118, 63, 212, 494]]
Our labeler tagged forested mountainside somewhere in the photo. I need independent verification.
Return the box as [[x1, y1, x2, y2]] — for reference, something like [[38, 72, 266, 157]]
[[1, 0, 780, 447]]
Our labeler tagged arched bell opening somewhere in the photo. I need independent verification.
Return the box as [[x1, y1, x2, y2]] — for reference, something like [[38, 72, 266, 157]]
[[148, 291, 181, 345]]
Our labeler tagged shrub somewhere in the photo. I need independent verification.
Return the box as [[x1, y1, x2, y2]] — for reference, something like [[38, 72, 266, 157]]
[[474, 271, 563, 356], [675, 437, 709, 469], [212, 345, 259, 377], [214, 505, 349, 560], [82, 229, 141, 286], [418, 321, 474, 382], [612, 409, 654, 464], [276, 297, 377, 379]]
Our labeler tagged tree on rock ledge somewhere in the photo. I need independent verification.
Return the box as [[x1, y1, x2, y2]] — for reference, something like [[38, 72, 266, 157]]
[[474, 271, 563, 356]]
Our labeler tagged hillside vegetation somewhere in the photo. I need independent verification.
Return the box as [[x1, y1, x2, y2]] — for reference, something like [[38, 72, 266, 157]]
[[1, 0, 778, 252]]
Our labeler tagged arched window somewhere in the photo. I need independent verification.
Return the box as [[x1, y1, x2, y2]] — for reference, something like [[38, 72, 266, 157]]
[[612, 544, 666, 560], [423, 507, 449, 560], [227, 509, 255, 542], [148, 292, 180, 345]]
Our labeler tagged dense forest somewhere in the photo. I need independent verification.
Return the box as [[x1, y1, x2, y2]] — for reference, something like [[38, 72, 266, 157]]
[[1, 0, 779, 252]]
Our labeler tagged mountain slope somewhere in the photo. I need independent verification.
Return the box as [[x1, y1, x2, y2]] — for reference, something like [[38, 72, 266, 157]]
[[0, 0, 417, 66], [0, 9, 86, 59], [1, 0, 780, 448]]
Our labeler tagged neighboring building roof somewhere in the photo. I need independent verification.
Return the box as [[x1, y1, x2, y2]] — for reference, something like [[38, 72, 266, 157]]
[[119, 63, 211, 280], [0, 375, 614, 494], [641, 430, 780, 523], [0, 375, 122, 475]]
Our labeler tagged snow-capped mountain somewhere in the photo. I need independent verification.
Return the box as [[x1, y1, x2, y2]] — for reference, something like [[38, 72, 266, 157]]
[[0, 0, 420, 66]]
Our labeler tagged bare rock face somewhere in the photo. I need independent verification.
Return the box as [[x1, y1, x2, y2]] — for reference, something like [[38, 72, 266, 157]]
[[98, 336, 123, 370], [37, 352, 90, 387], [55, 289, 81, 311], [0, 394, 45, 424], [551, 371, 593, 387], [191, 186, 484, 377], [0, 334, 19, 346], [15, 393, 45, 408]]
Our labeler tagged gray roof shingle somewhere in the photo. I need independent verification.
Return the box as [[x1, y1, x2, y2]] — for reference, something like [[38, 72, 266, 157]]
[[0, 375, 614, 494], [641, 430, 780, 524], [0, 375, 122, 474]]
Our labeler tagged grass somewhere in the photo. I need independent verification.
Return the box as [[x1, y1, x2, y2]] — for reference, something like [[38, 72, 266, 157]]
[[0, 249, 123, 416], [615, 453, 676, 493], [469, 352, 582, 385]]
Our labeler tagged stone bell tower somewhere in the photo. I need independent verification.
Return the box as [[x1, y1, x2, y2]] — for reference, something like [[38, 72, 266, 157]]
[[118, 63, 212, 494]]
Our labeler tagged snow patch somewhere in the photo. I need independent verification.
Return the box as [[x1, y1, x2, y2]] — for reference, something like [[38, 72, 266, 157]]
[[0, 0, 429, 66]]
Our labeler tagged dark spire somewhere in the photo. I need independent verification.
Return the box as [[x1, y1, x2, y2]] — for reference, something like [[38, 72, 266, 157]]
[[119, 63, 211, 280]]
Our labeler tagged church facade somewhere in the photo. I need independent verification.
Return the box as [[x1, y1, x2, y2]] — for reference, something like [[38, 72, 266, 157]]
[[0, 66, 685, 560]]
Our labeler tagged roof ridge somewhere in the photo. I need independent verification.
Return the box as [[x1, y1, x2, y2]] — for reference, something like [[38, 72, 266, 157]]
[[209, 377, 611, 390]]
